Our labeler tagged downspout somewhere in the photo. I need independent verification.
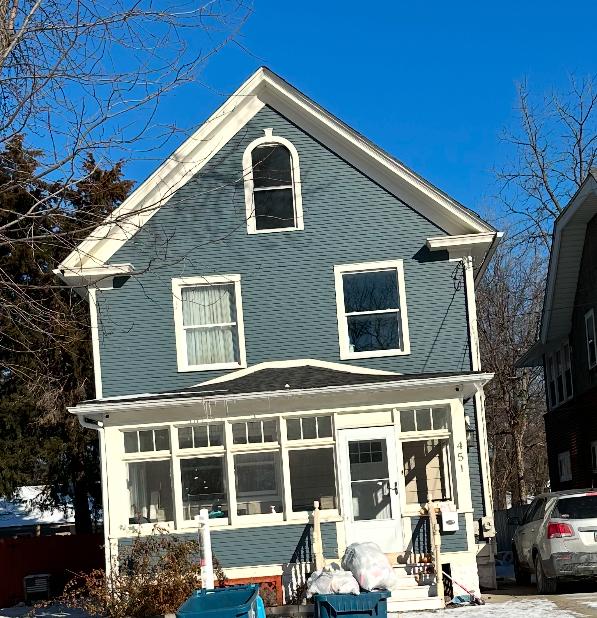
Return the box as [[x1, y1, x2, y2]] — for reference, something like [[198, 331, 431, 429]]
[[79, 416, 112, 579]]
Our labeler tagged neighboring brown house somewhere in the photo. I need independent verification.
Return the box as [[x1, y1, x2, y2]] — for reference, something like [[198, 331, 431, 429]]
[[519, 169, 597, 490]]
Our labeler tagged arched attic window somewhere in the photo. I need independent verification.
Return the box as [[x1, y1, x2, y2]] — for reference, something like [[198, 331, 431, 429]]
[[243, 130, 303, 234]]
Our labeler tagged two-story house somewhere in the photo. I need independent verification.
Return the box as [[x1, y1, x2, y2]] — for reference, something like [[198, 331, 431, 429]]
[[56, 68, 500, 611], [519, 170, 597, 491]]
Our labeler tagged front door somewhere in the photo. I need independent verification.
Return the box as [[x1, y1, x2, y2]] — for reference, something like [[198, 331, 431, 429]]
[[338, 427, 402, 552]]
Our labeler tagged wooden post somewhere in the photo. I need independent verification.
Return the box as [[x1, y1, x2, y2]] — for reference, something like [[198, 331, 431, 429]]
[[426, 494, 445, 605], [311, 501, 324, 571]]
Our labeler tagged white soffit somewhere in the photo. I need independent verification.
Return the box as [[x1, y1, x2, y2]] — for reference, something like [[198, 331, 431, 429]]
[[541, 172, 597, 344], [58, 67, 494, 274]]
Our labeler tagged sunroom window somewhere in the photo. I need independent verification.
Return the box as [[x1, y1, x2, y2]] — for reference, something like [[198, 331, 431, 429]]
[[234, 452, 283, 515], [172, 275, 246, 372], [128, 460, 174, 524], [124, 428, 170, 453], [286, 415, 332, 440], [178, 424, 224, 449], [180, 456, 228, 520], [334, 261, 410, 359]]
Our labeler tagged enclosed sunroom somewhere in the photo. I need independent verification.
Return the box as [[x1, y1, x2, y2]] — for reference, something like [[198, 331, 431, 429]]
[[73, 360, 492, 601]]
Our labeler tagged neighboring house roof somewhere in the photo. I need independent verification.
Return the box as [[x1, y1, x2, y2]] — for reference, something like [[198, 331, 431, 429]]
[[518, 170, 597, 367], [56, 66, 497, 281], [0, 486, 73, 529], [73, 359, 492, 410]]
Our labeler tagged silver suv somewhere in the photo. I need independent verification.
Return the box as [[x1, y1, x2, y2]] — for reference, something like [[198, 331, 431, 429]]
[[511, 490, 597, 593]]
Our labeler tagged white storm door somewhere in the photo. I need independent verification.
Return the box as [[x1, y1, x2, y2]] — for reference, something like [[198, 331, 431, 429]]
[[338, 427, 402, 552]]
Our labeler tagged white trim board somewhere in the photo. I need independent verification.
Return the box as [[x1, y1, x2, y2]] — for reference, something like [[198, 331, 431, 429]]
[[57, 67, 495, 277]]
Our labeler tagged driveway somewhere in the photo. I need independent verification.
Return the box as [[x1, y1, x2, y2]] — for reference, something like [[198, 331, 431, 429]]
[[401, 581, 597, 617]]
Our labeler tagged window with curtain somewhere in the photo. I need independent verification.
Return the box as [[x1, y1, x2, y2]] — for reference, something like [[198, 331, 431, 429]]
[[251, 144, 296, 230], [127, 460, 174, 524], [179, 282, 240, 368]]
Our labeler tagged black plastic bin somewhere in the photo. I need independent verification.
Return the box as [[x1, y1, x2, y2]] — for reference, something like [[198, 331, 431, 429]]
[[313, 591, 391, 618]]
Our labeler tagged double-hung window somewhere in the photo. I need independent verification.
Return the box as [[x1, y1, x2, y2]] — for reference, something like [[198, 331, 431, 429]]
[[558, 451, 572, 482], [545, 341, 573, 408], [334, 260, 410, 359], [172, 275, 246, 372], [243, 132, 303, 234], [585, 309, 597, 369]]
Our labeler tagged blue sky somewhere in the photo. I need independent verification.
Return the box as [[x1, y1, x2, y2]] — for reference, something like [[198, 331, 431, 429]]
[[129, 1, 595, 223]]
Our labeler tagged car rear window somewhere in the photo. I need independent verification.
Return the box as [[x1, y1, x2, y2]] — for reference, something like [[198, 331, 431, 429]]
[[553, 495, 597, 519]]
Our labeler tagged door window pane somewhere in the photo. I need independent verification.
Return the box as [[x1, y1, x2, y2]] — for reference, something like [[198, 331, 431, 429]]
[[348, 440, 392, 521], [289, 448, 337, 511], [128, 460, 173, 524], [180, 457, 227, 521], [402, 439, 450, 504], [234, 452, 282, 515]]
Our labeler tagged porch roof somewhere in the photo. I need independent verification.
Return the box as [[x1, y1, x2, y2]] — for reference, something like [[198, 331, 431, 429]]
[[73, 363, 491, 411]]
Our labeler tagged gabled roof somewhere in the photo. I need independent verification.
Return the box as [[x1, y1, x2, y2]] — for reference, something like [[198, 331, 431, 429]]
[[57, 67, 495, 277], [72, 359, 492, 411], [519, 170, 597, 366]]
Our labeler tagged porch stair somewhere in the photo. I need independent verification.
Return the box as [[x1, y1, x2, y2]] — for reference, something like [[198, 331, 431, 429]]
[[387, 563, 444, 613]]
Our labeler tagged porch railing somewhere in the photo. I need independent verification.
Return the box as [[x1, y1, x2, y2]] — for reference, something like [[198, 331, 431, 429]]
[[425, 494, 445, 604]]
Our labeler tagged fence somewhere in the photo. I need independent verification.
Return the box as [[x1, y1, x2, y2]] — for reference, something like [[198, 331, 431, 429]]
[[494, 505, 529, 551], [0, 533, 103, 607]]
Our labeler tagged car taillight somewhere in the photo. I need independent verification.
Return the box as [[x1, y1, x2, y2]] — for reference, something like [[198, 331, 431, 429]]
[[547, 521, 574, 539]]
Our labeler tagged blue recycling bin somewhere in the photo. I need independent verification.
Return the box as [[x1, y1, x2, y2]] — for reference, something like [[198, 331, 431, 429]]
[[313, 591, 391, 618], [176, 584, 266, 618]]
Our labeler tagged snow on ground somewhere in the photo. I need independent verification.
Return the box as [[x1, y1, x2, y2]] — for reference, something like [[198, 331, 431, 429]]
[[0, 487, 73, 529], [401, 599, 579, 617]]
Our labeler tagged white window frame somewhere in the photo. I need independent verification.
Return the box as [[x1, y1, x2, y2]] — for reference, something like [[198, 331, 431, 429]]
[[333, 260, 410, 359], [558, 451, 572, 482], [172, 274, 247, 372], [243, 130, 304, 235], [585, 309, 597, 369], [546, 341, 573, 409]]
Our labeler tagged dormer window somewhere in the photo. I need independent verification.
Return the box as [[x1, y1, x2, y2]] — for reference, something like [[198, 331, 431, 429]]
[[243, 130, 303, 234]]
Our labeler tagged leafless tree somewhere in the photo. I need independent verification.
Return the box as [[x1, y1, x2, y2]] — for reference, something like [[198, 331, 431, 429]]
[[0, 0, 250, 254], [496, 75, 597, 251], [478, 242, 549, 507]]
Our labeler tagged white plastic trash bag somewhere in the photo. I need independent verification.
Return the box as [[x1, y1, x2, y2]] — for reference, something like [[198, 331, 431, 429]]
[[341, 542, 397, 591], [306, 563, 360, 597]]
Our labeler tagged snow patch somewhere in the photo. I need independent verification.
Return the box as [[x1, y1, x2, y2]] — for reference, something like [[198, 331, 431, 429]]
[[401, 599, 578, 617]]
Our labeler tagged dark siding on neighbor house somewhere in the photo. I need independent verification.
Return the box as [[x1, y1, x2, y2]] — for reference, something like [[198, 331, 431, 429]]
[[543, 213, 597, 491], [570, 214, 597, 399], [97, 105, 472, 398], [118, 522, 338, 568]]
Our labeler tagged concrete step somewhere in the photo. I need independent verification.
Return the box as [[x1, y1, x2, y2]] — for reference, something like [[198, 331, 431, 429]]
[[390, 584, 437, 601], [387, 595, 444, 613]]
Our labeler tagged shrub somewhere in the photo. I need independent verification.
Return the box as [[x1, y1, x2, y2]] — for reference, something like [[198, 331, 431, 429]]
[[61, 527, 225, 617]]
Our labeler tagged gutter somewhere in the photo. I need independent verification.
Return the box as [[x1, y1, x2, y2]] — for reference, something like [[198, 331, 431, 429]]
[[474, 231, 504, 284]]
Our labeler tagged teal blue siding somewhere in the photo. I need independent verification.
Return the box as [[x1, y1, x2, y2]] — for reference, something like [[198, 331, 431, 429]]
[[465, 399, 485, 520], [97, 106, 472, 397], [410, 514, 468, 554], [118, 522, 338, 568]]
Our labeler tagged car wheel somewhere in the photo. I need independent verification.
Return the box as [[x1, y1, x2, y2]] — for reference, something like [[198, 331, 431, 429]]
[[535, 554, 557, 594], [513, 549, 531, 585]]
